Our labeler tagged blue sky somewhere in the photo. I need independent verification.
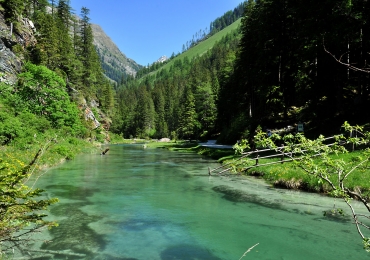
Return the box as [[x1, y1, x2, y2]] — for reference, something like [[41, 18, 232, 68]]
[[70, 0, 243, 66]]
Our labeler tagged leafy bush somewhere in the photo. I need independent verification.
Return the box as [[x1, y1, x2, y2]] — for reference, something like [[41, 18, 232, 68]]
[[17, 63, 85, 132], [50, 144, 75, 160], [0, 111, 24, 144]]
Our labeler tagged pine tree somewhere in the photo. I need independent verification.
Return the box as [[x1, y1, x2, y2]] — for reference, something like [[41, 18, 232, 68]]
[[78, 7, 105, 96], [54, 0, 77, 81], [152, 84, 168, 138], [134, 86, 155, 138], [31, 12, 59, 69], [178, 86, 199, 139], [195, 82, 217, 136]]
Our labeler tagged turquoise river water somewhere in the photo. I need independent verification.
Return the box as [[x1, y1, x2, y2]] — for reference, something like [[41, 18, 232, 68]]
[[23, 144, 370, 259]]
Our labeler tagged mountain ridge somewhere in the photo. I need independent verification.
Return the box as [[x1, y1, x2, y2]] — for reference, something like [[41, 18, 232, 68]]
[[91, 23, 142, 83]]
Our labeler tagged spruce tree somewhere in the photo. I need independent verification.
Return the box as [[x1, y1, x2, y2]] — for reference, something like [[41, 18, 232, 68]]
[[178, 86, 199, 139], [31, 12, 59, 69]]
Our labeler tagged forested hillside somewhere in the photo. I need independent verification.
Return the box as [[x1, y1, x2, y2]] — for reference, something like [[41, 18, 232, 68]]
[[112, 0, 370, 143], [219, 0, 370, 141], [111, 28, 241, 140], [0, 0, 115, 140]]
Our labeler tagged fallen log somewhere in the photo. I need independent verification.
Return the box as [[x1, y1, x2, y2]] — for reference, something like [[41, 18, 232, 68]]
[[101, 148, 109, 155]]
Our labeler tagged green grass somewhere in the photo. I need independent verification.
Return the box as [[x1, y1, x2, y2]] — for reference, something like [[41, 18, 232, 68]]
[[143, 18, 241, 79], [222, 150, 370, 197], [189, 145, 235, 160], [144, 140, 199, 149], [0, 134, 98, 173]]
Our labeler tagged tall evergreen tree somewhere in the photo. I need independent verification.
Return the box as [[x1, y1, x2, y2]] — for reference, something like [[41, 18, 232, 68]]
[[31, 12, 59, 69], [195, 82, 217, 136], [134, 86, 155, 138], [1, 0, 25, 25], [152, 84, 168, 138], [178, 86, 199, 139], [78, 7, 106, 97]]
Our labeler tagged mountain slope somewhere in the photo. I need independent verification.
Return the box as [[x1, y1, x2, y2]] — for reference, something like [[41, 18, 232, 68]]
[[91, 24, 142, 83], [141, 18, 241, 79]]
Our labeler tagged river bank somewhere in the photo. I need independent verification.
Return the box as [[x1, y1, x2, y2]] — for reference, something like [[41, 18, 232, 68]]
[[139, 139, 370, 200]]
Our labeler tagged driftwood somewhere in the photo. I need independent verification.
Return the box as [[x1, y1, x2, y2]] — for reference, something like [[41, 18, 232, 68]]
[[101, 148, 109, 155]]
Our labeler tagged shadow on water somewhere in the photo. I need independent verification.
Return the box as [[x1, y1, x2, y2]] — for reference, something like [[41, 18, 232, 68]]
[[315, 210, 352, 223], [41, 202, 106, 258], [212, 185, 285, 211], [212, 185, 353, 223], [45, 185, 100, 200], [39, 185, 140, 260], [160, 244, 222, 260]]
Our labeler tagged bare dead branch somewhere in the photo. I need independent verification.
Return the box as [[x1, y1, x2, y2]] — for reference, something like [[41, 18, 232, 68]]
[[323, 36, 370, 74]]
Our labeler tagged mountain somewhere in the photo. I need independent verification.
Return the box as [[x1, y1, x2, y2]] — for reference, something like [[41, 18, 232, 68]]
[[156, 55, 168, 63], [91, 24, 142, 83]]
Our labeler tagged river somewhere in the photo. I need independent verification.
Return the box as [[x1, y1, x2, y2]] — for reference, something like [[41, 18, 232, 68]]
[[25, 144, 370, 259]]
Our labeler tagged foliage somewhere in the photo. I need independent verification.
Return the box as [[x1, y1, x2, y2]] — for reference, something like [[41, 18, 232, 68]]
[[209, 3, 244, 35], [0, 145, 58, 254], [217, 0, 370, 142], [16, 63, 84, 132], [1, 0, 24, 25], [0, 112, 24, 145], [178, 86, 200, 139], [233, 122, 370, 251]]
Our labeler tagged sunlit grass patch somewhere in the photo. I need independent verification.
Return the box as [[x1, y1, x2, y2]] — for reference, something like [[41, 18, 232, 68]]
[[222, 150, 370, 196]]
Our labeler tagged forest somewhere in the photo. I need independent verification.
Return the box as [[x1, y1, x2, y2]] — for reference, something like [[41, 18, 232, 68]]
[[2, 0, 370, 146], [0, 0, 117, 144], [111, 0, 370, 144]]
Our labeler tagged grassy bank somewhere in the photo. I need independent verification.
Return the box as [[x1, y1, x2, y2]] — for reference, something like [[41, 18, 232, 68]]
[[0, 135, 100, 174], [220, 149, 370, 197]]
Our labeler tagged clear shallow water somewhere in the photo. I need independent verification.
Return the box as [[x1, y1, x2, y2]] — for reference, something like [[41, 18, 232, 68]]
[[25, 144, 370, 259]]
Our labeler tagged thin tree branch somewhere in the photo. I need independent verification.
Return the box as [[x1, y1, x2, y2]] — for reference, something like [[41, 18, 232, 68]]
[[342, 159, 369, 182], [239, 243, 259, 260], [323, 36, 370, 73], [345, 198, 366, 240]]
